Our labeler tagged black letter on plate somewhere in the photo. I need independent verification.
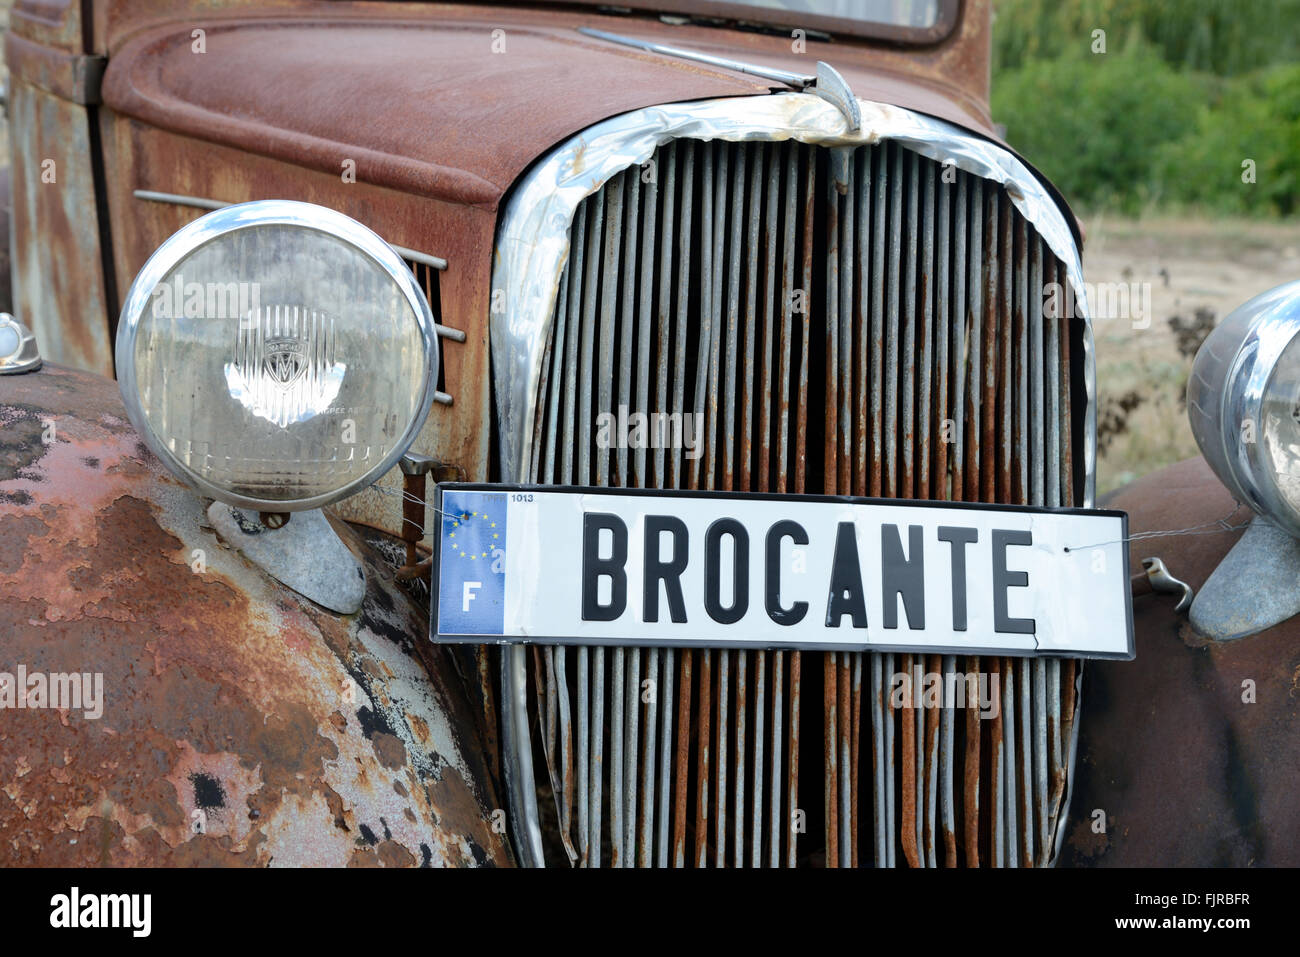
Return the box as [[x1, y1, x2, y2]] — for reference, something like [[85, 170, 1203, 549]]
[[582, 512, 628, 622], [644, 515, 688, 623], [881, 524, 926, 630], [937, 526, 978, 631], [705, 519, 749, 624], [765, 520, 808, 626], [825, 522, 868, 628], [992, 529, 1035, 634]]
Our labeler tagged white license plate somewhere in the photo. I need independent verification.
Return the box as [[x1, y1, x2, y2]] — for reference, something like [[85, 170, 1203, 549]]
[[431, 484, 1134, 659]]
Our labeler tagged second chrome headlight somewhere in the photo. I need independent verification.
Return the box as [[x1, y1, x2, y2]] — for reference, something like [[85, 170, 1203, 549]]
[[1187, 279, 1300, 536]]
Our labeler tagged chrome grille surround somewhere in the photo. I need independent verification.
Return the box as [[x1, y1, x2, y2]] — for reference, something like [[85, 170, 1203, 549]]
[[490, 95, 1097, 868]]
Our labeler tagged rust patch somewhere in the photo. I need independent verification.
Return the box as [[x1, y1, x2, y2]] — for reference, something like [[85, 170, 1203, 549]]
[[371, 732, 408, 771], [0, 365, 513, 866], [0, 405, 51, 483], [0, 513, 47, 572]]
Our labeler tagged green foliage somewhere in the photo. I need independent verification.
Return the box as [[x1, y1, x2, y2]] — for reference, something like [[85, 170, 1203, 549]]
[[992, 42, 1200, 213], [992, 0, 1300, 77], [991, 0, 1300, 216], [1154, 64, 1300, 215]]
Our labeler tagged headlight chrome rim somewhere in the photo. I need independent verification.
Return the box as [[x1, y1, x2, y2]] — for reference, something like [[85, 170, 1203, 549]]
[[115, 199, 439, 511]]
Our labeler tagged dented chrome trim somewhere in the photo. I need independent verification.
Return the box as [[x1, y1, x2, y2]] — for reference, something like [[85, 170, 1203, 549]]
[[502, 643, 547, 867], [490, 92, 1096, 507]]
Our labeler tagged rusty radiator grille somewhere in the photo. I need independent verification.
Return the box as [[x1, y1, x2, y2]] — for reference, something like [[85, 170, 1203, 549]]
[[406, 259, 446, 396], [522, 138, 1084, 867]]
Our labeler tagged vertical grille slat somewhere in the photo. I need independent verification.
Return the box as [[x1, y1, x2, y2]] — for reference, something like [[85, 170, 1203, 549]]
[[752, 650, 766, 867], [824, 653, 839, 867], [1019, 656, 1034, 865], [716, 649, 730, 867], [885, 145, 902, 499], [671, 143, 692, 489], [655, 647, 674, 867], [870, 146, 886, 500], [625, 649, 641, 865], [924, 655, 940, 868], [902, 150, 919, 500], [838, 657, 853, 867], [736, 650, 750, 866], [695, 649, 712, 866], [521, 137, 1086, 868], [939, 653, 957, 867], [769, 650, 785, 867], [672, 649, 692, 866], [609, 648, 625, 866], [759, 145, 778, 494], [639, 648, 656, 867]]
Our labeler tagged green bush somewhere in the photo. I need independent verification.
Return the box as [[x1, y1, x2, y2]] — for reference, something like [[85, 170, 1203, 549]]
[[1154, 64, 1300, 215], [993, 0, 1300, 77], [992, 42, 1202, 214]]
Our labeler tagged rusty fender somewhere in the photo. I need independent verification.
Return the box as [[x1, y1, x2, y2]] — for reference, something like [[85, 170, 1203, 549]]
[[1062, 456, 1300, 867], [0, 363, 512, 866]]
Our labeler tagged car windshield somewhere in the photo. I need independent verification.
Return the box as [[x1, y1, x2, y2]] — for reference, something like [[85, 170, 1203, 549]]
[[502, 1, 951, 38], [719, 0, 941, 28]]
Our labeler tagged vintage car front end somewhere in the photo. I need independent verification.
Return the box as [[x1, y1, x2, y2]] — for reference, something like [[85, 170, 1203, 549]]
[[12, 0, 1288, 872]]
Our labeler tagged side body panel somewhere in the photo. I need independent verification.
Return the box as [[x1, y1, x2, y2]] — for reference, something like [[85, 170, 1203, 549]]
[[7, 79, 113, 376], [5, 1, 113, 375]]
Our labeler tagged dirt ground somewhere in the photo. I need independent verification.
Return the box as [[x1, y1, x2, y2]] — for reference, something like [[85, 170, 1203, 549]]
[[1083, 214, 1300, 493], [0, 12, 1294, 495]]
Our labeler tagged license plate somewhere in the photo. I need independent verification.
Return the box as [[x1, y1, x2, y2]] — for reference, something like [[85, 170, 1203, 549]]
[[431, 484, 1133, 660]]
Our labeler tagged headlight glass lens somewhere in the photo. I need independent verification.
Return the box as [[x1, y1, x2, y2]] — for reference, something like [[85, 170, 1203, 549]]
[[118, 202, 436, 510], [1261, 331, 1300, 517]]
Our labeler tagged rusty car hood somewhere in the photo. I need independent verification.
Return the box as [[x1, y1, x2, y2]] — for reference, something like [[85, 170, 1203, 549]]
[[100, 1, 998, 209], [0, 362, 511, 865]]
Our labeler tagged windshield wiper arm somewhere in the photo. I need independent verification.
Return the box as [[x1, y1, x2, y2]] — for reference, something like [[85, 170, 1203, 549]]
[[577, 27, 861, 132]]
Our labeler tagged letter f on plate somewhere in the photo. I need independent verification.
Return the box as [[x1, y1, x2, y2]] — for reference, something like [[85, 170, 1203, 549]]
[[463, 581, 482, 611]]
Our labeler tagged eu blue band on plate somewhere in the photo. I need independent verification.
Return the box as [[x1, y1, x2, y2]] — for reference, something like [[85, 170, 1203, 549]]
[[437, 490, 508, 636]]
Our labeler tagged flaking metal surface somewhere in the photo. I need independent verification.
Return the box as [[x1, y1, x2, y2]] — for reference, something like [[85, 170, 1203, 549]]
[[0, 364, 510, 866]]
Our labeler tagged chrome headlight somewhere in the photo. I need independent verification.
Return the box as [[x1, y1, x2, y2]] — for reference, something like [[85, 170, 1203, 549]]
[[116, 200, 438, 511], [1188, 279, 1300, 536]]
